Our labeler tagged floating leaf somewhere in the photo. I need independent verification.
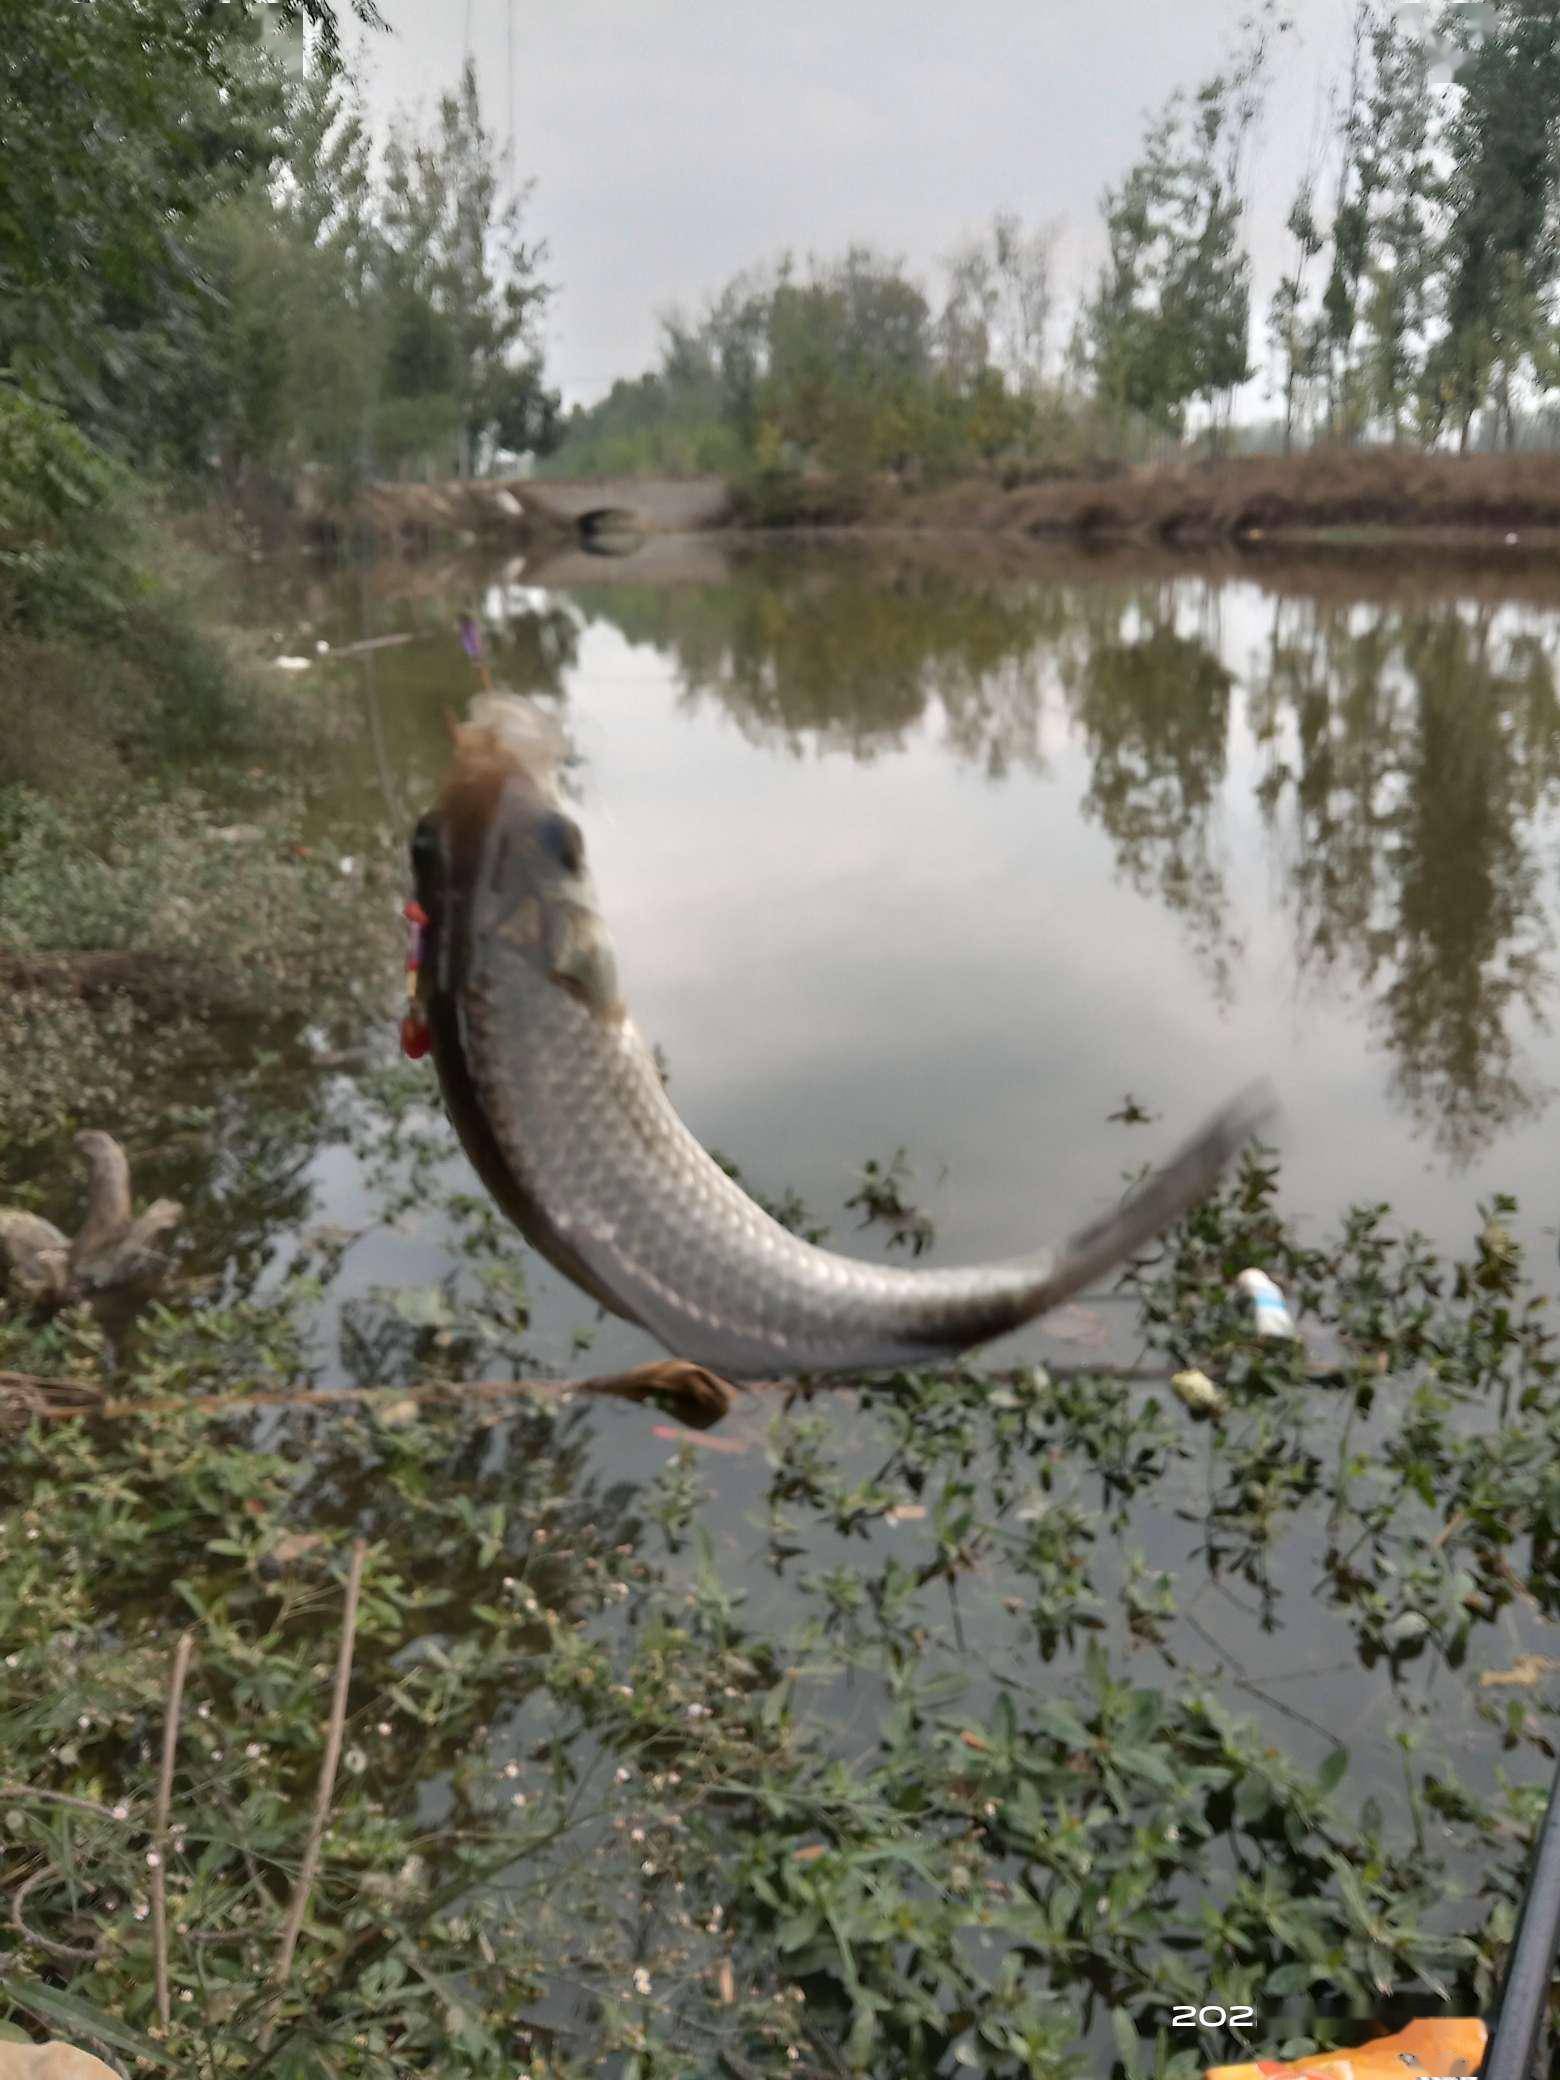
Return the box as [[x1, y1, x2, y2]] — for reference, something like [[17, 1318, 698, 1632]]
[[1479, 1653, 1559, 1689], [650, 1425, 749, 1454]]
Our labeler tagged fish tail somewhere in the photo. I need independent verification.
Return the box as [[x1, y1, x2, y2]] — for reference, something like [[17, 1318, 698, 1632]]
[[1033, 1079, 1278, 1315]]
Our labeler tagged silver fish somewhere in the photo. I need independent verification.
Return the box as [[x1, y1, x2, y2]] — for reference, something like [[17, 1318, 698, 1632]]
[[411, 695, 1274, 1378]]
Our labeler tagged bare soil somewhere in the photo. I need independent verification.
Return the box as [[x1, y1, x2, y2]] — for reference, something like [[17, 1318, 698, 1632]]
[[837, 445, 1560, 547], [206, 446, 1560, 560]]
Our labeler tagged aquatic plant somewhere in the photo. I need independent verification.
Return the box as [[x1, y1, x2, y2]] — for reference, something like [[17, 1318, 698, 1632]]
[[0, 1129, 1556, 2075]]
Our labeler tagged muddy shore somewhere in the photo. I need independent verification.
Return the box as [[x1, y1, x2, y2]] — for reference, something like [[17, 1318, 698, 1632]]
[[252, 447, 1560, 561]]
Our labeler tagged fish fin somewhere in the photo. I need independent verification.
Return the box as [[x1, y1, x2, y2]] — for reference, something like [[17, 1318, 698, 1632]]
[[1037, 1079, 1279, 1313]]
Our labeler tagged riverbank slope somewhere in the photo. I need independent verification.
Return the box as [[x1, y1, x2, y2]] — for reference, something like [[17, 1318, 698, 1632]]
[[733, 445, 1560, 547], [321, 447, 1560, 558]]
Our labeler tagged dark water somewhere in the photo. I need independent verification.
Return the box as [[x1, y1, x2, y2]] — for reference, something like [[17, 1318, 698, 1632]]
[[103, 531, 1556, 1400], [241, 534, 1560, 1354]]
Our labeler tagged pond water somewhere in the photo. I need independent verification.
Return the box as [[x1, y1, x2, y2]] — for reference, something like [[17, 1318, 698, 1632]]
[[228, 531, 1560, 1660], [236, 529, 1560, 1380], [22, 531, 1560, 2062]]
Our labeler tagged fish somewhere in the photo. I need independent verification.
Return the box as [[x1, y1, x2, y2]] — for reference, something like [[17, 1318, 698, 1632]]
[[408, 694, 1275, 1379]]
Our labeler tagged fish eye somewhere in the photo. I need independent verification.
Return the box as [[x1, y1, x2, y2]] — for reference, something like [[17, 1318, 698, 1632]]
[[411, 816, 442, 871], [538, 812, 585, 875]]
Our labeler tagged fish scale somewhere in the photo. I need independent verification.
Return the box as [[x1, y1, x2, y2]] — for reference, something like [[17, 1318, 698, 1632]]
[[416, 695, 1276, 1380]]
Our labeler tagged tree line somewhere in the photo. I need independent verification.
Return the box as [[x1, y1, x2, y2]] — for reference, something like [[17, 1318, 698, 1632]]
[[552, 0, 1560, 480], [9, 0, 1560, 520], [1, 0, 557, 523]]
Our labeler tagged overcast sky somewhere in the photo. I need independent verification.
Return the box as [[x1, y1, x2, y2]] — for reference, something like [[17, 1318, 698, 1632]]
[[355, 1, 1366, 410]]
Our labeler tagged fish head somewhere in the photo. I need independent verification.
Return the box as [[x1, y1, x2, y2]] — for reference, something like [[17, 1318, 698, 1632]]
[[415, 695, 624, 1021]]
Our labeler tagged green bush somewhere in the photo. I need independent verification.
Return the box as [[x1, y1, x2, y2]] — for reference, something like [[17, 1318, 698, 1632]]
[[0, 386, 291, 768], [0, 386, 135, 635]]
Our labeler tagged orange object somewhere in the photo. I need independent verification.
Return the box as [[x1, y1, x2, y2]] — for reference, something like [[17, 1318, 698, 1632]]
[[1206, 2015, 1487, 2080]]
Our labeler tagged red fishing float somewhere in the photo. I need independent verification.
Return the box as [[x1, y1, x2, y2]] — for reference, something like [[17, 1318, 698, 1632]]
[[400, 897, 431, 1059]]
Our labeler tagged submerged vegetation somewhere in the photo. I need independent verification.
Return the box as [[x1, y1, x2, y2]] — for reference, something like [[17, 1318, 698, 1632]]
[[2, 1106, 1558, 2076]]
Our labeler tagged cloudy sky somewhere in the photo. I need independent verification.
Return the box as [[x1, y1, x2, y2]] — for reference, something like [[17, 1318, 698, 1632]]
[[355, 1, 1366, 409]]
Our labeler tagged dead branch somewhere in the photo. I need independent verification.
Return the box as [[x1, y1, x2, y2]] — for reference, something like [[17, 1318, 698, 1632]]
[[273, 1538, 366, 1990], [152, 1630, 194, 2026], [0, 1355, 1214, 1439]]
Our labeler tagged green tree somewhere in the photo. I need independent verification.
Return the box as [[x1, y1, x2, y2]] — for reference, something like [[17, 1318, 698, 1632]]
[[1425, 0, 1560, 448], [1268, 177, 1326, 451], [938, 212, 1058, 395], [1358, 9, 1439, 437], [1087, 103, 1188, 433], [164, 68, 389, 491], [1316, 3, 1381, 438], [379, 59, 555, 476], [759, 247, 935, 476], [1087, 12, 1283, 445], [0, 0, 380, 443]]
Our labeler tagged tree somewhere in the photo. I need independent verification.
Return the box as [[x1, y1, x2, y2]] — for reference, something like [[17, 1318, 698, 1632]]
[[939, 213, 1059, 395], [1426, 0, 1560, 448], [1358, 9, 1439, 437], [178, 66, 391, 489], [1268, 177, 1326, 451], [1086, 10, 1285, 445], [380, 59, 554, 475], [1087, 103, 1189, 433], [760, 248, 935, 476], [1316, 2, 1379, 438], [0, 0, 382, 441]]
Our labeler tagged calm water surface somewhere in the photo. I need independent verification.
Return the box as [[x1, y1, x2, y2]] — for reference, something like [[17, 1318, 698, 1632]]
[[266, 533, 1560, 1371]]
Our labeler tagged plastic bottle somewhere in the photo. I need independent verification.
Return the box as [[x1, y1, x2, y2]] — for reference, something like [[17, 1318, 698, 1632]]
[[1236, 1267, 1298, 1339]]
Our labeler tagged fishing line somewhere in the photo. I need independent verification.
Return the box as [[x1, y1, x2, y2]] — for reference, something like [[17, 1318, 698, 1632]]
[[506, 0, 516, 174]]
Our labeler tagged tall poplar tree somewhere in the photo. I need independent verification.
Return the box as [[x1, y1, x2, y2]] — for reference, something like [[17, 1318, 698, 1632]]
[[1086, 7, 1286, 444], [1427, 0, 1560, 448]]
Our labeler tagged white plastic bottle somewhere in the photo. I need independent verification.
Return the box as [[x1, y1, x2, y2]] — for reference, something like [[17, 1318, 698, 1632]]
[[1236, 1268, 1298, 1339]]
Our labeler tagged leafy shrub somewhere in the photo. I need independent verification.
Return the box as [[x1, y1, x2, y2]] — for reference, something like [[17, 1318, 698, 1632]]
[[0, 386, 134, 635]]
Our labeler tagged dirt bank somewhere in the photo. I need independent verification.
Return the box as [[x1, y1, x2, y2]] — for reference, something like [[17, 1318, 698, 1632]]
[[207, 446, 1560, 560], [737, 447, 1560, 548]]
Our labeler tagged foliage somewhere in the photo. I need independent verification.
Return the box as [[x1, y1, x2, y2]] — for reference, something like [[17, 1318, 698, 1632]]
[[2, 1101, 1558, 2073], [548, 0, 1560, 476], [1267, 177, 1327, 453], [378, 60, 557, 478], [1, 6, 554, 496], [546, 236, 1079, 490], [0, 0, 280, 435], [1086, 10, 1284, 443], [171, 60, 558, 494], [1273, 1, 1560, 451], [0, 391, 133, 635], [939, 213, 1059, 397], [1428, 1, 1560, 448]]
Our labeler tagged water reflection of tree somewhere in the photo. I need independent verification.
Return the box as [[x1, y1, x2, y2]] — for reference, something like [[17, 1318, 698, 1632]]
[[575, 552, 1560, 1162], [1255, 602, 1560, 1163], [576, 563, 1076, 774], [1063, 590, 1244, 1002]]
